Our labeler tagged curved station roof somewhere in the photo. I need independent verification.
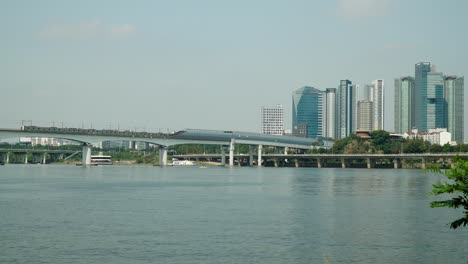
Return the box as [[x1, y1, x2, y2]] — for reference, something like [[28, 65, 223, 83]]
[[0, 126, 326, 149]]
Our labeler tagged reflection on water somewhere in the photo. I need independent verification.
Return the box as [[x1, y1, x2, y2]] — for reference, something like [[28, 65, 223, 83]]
[[0, 165, 467, 264]]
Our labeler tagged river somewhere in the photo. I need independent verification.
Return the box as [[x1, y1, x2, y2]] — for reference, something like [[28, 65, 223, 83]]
[[0, 165, 467, 263]]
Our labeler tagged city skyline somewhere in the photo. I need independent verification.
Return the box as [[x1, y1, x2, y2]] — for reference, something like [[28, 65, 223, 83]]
[[1, 1, 468, 139]]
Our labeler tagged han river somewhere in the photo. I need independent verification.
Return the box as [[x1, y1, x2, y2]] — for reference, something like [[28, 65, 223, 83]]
[[0, 165, 467, 264]]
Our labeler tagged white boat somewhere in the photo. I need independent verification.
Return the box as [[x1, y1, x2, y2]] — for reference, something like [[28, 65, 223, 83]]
[[91, 155, 113, 165], [171, 158, 195, 166]]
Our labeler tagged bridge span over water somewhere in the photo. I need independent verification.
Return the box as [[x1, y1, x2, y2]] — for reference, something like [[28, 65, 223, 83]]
[[0, 126, 326, 166], [175, 153, 468, 169]]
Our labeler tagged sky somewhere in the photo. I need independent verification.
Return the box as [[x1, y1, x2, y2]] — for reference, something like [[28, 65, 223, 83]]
[[1, 0, 468, 138]]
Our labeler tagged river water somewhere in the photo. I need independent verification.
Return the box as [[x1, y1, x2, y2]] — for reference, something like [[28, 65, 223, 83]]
[[0, 165, 467, 264]]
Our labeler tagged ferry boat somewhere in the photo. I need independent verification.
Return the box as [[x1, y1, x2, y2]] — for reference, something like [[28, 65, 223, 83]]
[[91, 155, 113, 165], [171, 158, 195, 166]]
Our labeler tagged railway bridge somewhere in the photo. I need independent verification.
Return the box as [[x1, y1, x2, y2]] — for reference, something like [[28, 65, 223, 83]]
[[0, 126, 328, 166]]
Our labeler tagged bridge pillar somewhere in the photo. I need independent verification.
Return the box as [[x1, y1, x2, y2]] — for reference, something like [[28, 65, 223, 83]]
[[421, 157, 426, 169], [42, 153, 47, 164], [393, 159, 401, 169], [82, 144, 92, 166], [249, 145, 254, 166], [294, 159, 299, 168], [24, 153, 28, 164], [129, 141, 136, 150], [221, 146, 226, 165], [284, 147, 288, 155], [366, 158, 375, 169], [317, 158, 322, 168], [341, 158, 346, 168], [229, 139, 235, 167], [273, 159, 279, 167], [5, 152, 9, 164], [258, 145, 263, 167], [159, 146, 168, 166]]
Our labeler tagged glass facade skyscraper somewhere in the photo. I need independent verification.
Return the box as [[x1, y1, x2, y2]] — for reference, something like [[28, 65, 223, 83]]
[[292, 86, 324, 138], [337, 80, 355, 139], [394, 76, 415, 134], [415, 62, 444, 131], [444, 76, 464, 143]]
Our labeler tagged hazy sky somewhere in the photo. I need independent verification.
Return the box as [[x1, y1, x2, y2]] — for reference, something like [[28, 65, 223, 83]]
[[1, 0, 467, 137]]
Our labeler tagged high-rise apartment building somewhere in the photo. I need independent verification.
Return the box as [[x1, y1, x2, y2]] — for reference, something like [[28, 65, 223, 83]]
[[415, 62, 445, 132], [357, 100, 373, 131], [292, 86, 324, 138], [444, 76, 464, 143], [324, 88, 337, 139], [370, 79, 384, 130], [337, 80, 355, 139], [394, 76, 415, 134], [261, 104, 284, 135]]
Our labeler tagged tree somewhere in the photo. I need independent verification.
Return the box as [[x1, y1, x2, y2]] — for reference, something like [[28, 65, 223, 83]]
[[369, 130, 390, 148], [430, 157, 468, 229], [430, 144, 443, 153], [403, 138, 428, 153]]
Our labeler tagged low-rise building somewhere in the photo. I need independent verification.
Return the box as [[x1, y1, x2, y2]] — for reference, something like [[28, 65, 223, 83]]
[[403, 128, 452, 145]]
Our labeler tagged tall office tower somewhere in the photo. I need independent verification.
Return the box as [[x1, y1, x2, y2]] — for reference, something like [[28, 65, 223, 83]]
[[357, 100, 373, 131], [351, 84, 358, 132], [394, 76, 415, 134], [370, 79, 384, 130], [444, 76, 464, 143], [415, 62, 445, 131], [261, 104, 284, 135], [337, 80, 356, 139], [324, 88, 337, 139], [292, 86, 324, 138]]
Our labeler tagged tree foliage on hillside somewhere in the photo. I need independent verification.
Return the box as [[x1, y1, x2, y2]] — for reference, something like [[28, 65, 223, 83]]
[[329, 131, 468, 155]]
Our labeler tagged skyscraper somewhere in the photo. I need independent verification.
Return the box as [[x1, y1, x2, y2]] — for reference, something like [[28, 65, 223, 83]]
[[261, 104, 284, 135], [370, 79, 384, 130], [292, 86, 324, 138], [394, 76, 415, 134], [337, 80, 356, 139], [414, 62, 444, 131], [357, 100, 373, 131], [444, 76, 464, 143], [324, 88, 337, 139]]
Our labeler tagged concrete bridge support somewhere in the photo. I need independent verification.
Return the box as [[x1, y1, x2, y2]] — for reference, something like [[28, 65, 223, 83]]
[[341, 158, 347, 168], [284, 147, 288, 155], [258, 145, 263, 167], [294, 159, 299, 168], [159, 146, 168, 166], [221, 146, 226, 165], [367, 158, 375, 169], [249, 146, 254, 167], [393, 159, 401, 169], [229, 139, 235, 167], [24, 153, 28, 164], [82, 144, 92, 166], [421, 158, 426, 169], [5, 152, 9, 164], [273, 159, 279, 167], [317, 158, 322, 168], [42, 153, 47, 164]]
